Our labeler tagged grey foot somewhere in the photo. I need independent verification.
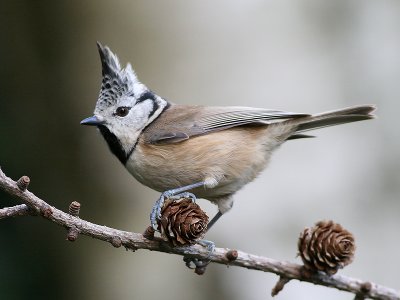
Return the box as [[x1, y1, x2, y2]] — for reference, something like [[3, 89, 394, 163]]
[[183, 239, 215, 271], [197, 239, 215, 258], [149, 182, 205, 231], [150, 191, 198, 231]]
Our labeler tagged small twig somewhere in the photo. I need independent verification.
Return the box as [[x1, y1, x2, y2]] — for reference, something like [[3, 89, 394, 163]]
[[271, 276, 291, 297], [0, 204, 34, 219], [354, 294, 366, 300], [66, 201, 82, 241], [0, 167, 399, 300], [354, 282, 373, 300], [66, 226, 80, 241], [16, 175, 30, 191], [143, 225, 155, 240], [68, 201, 81, 217], [110, 236, 122, 248], [226, 249, 238, 262]]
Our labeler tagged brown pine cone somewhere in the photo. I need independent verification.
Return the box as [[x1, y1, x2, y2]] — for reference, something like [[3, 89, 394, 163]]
[[158, 198, 209, 247], [298, 220, 355, 275]]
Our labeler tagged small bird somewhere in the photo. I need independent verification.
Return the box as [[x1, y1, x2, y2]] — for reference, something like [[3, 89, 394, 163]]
[[81, 43, 375, 231]]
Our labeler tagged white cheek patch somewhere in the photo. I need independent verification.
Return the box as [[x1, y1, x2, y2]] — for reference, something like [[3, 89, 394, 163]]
[[109, 100, 155, 152], [101, 95, 168, 157], [142, 98, 167, 126], [133, 83, 147, 97], [131, 100, 154, 124]]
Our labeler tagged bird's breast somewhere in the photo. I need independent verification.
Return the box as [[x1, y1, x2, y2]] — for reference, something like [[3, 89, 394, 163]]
[[125, 126, 279, 198]]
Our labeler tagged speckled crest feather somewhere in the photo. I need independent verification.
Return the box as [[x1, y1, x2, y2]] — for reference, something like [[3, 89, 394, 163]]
[[96, 42, 139, 111]]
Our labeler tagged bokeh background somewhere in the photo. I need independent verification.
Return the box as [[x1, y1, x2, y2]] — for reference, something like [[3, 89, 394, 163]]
[[1, 1, 399, 299]]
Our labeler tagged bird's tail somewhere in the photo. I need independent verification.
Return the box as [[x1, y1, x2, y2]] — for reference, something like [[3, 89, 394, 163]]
[[287, 105, 376, 140]]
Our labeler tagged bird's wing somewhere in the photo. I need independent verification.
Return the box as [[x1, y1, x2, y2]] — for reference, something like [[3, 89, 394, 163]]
[[142, 104, 310, 144], [196, 107, 309, 132]]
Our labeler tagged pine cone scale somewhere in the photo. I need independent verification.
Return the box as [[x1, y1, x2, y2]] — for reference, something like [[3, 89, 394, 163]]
[[157, 198, 209, 247], [298, 220, 356, 275]]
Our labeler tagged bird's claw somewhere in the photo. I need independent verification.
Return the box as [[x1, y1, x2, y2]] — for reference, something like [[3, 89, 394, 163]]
[[150, 191, 198, 231], [150, 194, 165, 231], [183, 239, 215, 270], [168, 192, 197, 202], [197, 239, 215, 259]]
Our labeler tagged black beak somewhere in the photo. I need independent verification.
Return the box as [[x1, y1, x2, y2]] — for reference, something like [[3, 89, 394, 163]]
[[80, 116, 104, 126]]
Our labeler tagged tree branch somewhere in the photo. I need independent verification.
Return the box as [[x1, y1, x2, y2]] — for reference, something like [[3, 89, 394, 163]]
[[0, 204, 33, 219], [0, 167, 398, 300]]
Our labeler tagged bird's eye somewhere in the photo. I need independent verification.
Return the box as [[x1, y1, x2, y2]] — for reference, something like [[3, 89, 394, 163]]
[[115, 106, 130, 117]]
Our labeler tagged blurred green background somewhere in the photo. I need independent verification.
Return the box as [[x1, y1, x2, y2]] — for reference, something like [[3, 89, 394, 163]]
[[1, 1, 399, 299]]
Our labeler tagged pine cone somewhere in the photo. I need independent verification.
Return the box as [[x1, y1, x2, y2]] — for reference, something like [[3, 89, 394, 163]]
[[298, 220, 355, 275], [158, 198, 209, 247]]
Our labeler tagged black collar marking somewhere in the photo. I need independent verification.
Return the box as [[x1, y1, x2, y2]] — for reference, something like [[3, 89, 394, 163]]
[[98, 125, 128, 165], [136, 91, 156, 103]]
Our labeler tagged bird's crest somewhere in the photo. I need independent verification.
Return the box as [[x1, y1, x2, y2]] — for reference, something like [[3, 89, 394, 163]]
[[96, 42, 139, 109]]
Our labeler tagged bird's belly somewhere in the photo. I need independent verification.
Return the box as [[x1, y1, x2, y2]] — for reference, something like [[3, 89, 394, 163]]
[[126, 127, 277, 198]]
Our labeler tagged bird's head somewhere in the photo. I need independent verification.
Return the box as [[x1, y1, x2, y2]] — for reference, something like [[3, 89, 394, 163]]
[[81, 42, 168, 163]]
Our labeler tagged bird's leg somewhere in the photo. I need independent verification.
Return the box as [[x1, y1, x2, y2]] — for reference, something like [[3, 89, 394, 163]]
[[150, 181, 206, 231], [182, 239, 216, 270], [183, 211, 223, 269], [168, 192, 197, 202], [150, 181, 228, 271], [150, 181, 218, 269], [180, 212, 224, 271], [206, 211, 223, 232]]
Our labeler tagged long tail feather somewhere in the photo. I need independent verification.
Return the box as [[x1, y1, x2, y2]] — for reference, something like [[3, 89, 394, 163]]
[[294, 105, 376, 133]]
